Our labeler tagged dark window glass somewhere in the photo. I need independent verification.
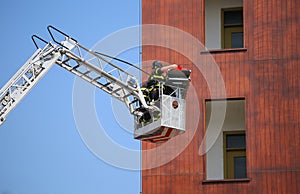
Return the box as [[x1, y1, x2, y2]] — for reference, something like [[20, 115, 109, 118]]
[[234, 156, 247, 178], [226, 134, 246, 148], [231, 32, 244, 48], [224, 10, 243, 25]]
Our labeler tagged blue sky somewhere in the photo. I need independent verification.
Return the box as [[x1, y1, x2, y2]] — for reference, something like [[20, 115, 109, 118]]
[[0, 0, 142, 193]]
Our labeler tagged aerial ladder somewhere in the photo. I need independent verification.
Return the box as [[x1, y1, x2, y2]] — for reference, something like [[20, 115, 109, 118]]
[[0, 26, 191, 143]]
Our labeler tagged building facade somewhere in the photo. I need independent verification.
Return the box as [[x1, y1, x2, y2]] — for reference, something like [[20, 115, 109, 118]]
[[141, 0, 300, 193]]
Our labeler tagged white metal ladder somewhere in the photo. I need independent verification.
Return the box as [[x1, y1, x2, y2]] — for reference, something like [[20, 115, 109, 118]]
[[0, 26, 150, 125], [0, 43, 61, 125], [55, 38, 149, 114], [47, 25, 149, 114]]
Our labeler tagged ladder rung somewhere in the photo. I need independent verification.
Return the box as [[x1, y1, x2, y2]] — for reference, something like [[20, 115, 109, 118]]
[[103, 82, 113, 92], [103, 82, 111, 87], [93, 76, 101, 81], [123, 92, 133, 99], [129, 98, 139, 105], [71, 64, 80, 70], [83, 70, 91, 75], [111, 87, 122, 94]]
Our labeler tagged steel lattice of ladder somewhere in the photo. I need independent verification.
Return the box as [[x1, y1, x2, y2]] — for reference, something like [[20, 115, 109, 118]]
[[0, 26, 150, 125], [0, 26, 191, 143], [0, 43, 61, 125]]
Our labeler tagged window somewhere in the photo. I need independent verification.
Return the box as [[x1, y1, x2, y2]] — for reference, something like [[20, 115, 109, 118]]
[[224, 131, 246, 179], [222, 8, 244, 49], [205, 0, 244, 50], [205, 99, 247, 180]]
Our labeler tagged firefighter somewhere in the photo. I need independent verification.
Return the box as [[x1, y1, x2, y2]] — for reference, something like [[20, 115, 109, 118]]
[[146, 61, 178, 121], [138, 82, 151, 124], [138, 61, 179, 125], [148, 61, 178, 101]]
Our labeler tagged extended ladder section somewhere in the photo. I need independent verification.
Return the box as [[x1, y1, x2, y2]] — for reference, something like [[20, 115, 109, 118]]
[[54, 38, 149, 115], [0, 26, 150, 125], [0, 43, 61, 125]]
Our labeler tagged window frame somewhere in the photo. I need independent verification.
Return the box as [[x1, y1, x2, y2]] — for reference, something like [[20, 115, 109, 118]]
[[223, 130, 246, 179], [221, 7, 244, 49], [203, 98, 250, 184]]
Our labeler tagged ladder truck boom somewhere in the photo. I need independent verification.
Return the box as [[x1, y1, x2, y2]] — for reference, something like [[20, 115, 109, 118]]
[[0, 26, 149, 125], [0, 26, 191, 143]]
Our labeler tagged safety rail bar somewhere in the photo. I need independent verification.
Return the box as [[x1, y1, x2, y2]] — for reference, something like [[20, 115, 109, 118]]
[[47, 25, 78, 50], [31, 35, 51, 49]]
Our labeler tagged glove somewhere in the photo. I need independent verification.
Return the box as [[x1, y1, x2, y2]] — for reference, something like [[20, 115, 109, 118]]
[[176, 65, 183, 70]]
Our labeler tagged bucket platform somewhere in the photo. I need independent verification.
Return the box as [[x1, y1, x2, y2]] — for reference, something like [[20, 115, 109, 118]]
[[134, 69, 191, 143]]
